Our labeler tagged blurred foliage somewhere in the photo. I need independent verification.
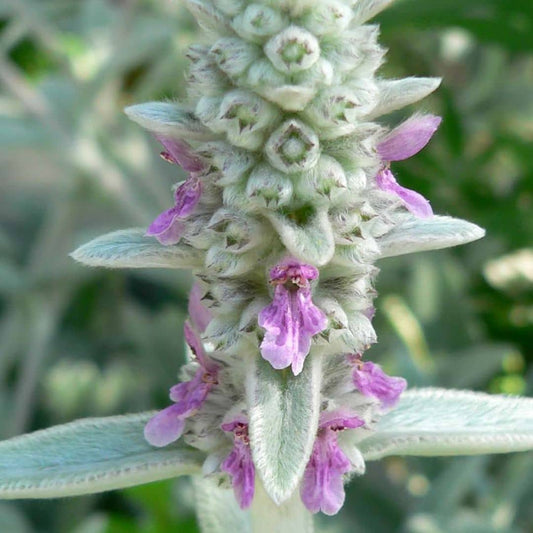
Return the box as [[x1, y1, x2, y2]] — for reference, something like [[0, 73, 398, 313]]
[[0, 0, 532, 531]]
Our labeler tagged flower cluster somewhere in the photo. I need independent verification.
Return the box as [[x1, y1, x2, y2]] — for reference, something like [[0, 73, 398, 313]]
[[115, 0, 486, 516]]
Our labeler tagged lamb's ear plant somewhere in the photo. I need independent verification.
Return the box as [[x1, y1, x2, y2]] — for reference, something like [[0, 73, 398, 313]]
[[2, 0, 532, 531]]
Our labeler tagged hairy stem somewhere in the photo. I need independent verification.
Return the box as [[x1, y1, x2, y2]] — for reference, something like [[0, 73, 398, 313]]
[[251, 481, 314, 533]]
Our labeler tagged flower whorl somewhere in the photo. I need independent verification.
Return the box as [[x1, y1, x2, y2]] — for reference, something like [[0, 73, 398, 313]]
[[122, 0, 485, 514]]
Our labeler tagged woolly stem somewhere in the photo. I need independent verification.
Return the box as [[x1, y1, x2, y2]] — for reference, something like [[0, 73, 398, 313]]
[[250, 481, 314, 533]]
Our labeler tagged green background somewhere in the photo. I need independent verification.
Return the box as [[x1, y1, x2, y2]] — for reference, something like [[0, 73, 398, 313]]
[[0, 0, 532, 531]]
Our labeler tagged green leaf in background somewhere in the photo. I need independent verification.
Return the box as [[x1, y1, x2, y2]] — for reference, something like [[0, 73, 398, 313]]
[[359, 388, 533, 460], [246, 354, 321, 505], [380, 0, 533, 52], [70, 229, 204, 269], [0, 413, 204, 498]]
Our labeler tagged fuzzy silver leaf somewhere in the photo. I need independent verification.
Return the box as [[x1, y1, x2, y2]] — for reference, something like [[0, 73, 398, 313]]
[[71, 229, 203, 269], [0, 414, 203, 498], [359, 388, 533, 460]]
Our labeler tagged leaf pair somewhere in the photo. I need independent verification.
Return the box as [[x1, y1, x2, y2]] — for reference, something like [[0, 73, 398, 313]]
[[71, 216, 485, 270], [0, 389, 530, 501]]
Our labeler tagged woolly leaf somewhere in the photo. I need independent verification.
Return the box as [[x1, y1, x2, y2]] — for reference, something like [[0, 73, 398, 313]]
[[369, 77, 442, 118], [352, 0, 397, 24], [266, 209, 335, 266], [377, 216, 485, 258], [0, 413, 204, 499], [359, 389, 533, 460], [185, 0, 233, 35], [246, 355, 321, 505], [71, 229, 203, 269], [125, 102, 211, 140]]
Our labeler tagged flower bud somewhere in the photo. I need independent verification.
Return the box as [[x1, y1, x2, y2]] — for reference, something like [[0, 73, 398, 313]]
[[301, 0, 353, 36], [215, 0, 245, 16], [232, 4, 287, 43], [208, 208, 268, 253], [264, 26, 321, 74], [186, 45, 229, 97], [201, 141, 257, 186], [210, 38, 260, 79], [265, 118, 320, 173], [246, 163, 294, 209], [205, 244, 266, 277], [216, 90, 280, 150], [303, 83, 378, 139], [325, 26, 382, 74], [295, 155, 347, 202]]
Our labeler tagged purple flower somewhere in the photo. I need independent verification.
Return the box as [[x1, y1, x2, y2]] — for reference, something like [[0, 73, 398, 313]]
[[376, 168, 433, 218], [349, 356, 406, 410], [221, 416, 255, 510], [375, 114, 441, 218], [146, 176, 202, 245], [301, 410, 365, 516], [188, 283, 212, 334], [183, 320, 219, 375], [377, 115, 442, 162], [258, 259, 327, 375], [156, 135, 205, 173], [144, 322, 218, 447]]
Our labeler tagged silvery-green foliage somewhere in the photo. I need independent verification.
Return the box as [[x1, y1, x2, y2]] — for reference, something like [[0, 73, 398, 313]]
[[358, 389, 533, 460], [125, 103, 212, 140], [246, 355, 321, 504], [71, 229, 204, 269], [0, 414, 203, 498], [0, 390, 529, 504], [376, 216, 486, 259], [369, 77, 442, 118]]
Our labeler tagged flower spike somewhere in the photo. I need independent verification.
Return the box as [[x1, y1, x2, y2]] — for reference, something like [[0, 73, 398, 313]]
[[67, 0, 501, 521]]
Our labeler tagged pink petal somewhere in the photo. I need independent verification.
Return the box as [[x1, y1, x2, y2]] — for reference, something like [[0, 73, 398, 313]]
[[156, 135, 204, 173], [301, 430, 351, 516], [188, 283, 212, 333], [169, 370, 212, 415], [259, 259, 327, 375], [172, 176, 202, 218], [319, 409, 365, 431], [377, 169, 433, 218], [146, 207, 186, 245], [183, 321, 218, 374], [221, 419, 255, 510], [352, 360, 407, 409], [144, 404, 186, 447], [378, 114, 442, 161]]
